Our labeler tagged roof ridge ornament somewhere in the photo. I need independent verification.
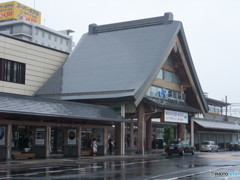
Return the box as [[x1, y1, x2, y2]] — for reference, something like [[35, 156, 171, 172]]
[[88, 12, 174, 35]]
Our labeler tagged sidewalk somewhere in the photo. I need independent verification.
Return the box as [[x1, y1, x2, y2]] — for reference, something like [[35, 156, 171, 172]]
[[0, 148, 165, 169]]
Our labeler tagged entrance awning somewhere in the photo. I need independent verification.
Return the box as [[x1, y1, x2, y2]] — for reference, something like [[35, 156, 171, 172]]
[[194, 119, 240, 131]]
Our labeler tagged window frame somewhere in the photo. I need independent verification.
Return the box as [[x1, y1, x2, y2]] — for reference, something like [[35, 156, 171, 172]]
[[0, 58, 25, 84]]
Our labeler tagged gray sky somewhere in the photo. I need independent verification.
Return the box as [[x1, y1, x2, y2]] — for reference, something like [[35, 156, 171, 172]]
[[4, 0, 240, 106]]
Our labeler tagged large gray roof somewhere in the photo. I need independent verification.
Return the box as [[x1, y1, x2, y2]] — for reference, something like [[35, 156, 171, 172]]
[[35, 13, 208, 113], [0, 92, 127, 124]]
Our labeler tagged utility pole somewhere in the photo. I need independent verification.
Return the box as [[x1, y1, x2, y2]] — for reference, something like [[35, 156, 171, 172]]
[[225, 96, 228, 121]]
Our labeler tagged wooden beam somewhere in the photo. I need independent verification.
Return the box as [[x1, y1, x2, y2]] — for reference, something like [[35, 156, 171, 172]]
[[0, 119, 111, 129]]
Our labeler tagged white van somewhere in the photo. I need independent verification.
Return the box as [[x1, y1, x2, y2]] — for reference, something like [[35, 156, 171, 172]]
[[200, 141, 218, 152]]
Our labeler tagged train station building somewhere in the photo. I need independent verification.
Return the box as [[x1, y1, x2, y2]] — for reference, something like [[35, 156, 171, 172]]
[[35, 13, 209, 154], [0, 12, 218, 161]]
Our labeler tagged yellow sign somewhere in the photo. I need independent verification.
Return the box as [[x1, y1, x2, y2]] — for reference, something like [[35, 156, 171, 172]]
[[0, 1, 41, 24]]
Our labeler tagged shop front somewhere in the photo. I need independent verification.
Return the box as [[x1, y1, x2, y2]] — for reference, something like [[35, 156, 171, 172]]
[[192, 118, 240, 150], [0, 92, 127, 161]]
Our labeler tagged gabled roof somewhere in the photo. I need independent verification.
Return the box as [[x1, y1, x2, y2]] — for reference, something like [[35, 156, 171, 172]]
[[0, 92, 127, 124], [35, 13, 208, 114]]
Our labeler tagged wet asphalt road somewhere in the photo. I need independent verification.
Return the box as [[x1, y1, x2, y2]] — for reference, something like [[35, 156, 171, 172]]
[[1, 151, 240, 180]]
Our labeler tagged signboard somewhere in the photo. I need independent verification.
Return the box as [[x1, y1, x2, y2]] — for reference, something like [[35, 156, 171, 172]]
[[36, 128, 45, 145], [68, 129, 76, 145], [0, 127, 5, 145], [0, 1, 41, 24], [164, 110, 188, 124]]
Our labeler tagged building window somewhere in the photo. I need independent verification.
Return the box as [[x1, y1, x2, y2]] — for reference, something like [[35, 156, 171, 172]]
[[165, 55, 173, 66], [60, 38, 63, 44], [48, 33, 51, 40], [156, 69, 163, 79], [55, 36, 57, 42], [42, 31, 45, 38], [66, 40, 68, 46], [164, 70, 173, 82], [35, 29, 38, 35], [173, 73, 180, 84], [0, 58, 25, 84]]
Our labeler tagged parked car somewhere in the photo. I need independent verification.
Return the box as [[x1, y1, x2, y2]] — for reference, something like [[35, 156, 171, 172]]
[[228, 140, 240, 151], [200, 141, 218, 152], [165, 141, 195, 156]]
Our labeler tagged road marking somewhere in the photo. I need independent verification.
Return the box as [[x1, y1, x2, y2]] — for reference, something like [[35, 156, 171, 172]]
[[199, 154, 240, 159]]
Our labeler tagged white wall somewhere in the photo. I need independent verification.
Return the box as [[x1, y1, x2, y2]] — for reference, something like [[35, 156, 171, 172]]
[[0, 35, 69, 96]]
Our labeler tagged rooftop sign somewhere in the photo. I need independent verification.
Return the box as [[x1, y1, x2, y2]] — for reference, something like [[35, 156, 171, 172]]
[[0, 1, 41, 24]]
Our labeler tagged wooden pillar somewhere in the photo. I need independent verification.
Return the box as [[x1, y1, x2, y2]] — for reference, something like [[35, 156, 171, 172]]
[[45, 126, 51, 158], [77, 127, 82, 157], [136, 102, 145, 154], [130, 118, 134, 149], [224, 134, 226, 149], [115, 122, 121, 150], [146, 117, 152, 151], [104, 128, 108, 154], [198, 132, 201, 150], [191, 118, 194, 146], [177, 123, 185, 141], [6, 124, 12, 160], [120, 104, 125, 155], [64, 127, 68, 147]]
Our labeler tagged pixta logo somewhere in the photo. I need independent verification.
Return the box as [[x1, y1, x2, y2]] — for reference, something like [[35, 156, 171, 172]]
[[210, 171, 239, 177]]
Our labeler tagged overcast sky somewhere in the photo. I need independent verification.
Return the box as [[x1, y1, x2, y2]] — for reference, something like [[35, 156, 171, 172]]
[[3, 0, 240, 107]]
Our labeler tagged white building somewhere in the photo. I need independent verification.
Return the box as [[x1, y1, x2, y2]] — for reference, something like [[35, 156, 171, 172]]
[[0, 20, 74, 53], [0, 33, 69, 96]]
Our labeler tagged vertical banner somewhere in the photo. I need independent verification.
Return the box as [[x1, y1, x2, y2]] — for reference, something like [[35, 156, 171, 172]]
[[36, 128, 45, 145], [0, 127, 5, 145], [68, 129, 76, 145], [93, 129, 104, 146]]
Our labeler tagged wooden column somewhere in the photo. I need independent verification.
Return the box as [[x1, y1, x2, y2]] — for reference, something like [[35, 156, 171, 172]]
[[104, 128, 108, 154], [177, 123, 185, 141], [77, 127, 82, 157], [191, 118, 194, 146], [6, 124, 12, 160], [115, 122, 121, 150], [130, 118, 134, 149], [136, 102, 145, 154], [45, 126, 51, 158], [146, 117, 152, 151], [120, 104, 125, 155], [64, 127, 68, 147]]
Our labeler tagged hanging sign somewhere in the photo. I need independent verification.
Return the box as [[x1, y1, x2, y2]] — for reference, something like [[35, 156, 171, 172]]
[[164, 110, 188, 123], [0, 127, 5, 145]]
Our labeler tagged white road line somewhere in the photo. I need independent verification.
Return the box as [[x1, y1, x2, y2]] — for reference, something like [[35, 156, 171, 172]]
[[49, 170, 65, 173], [23, 172, 42, 176], [29, 166, 60, 170]]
